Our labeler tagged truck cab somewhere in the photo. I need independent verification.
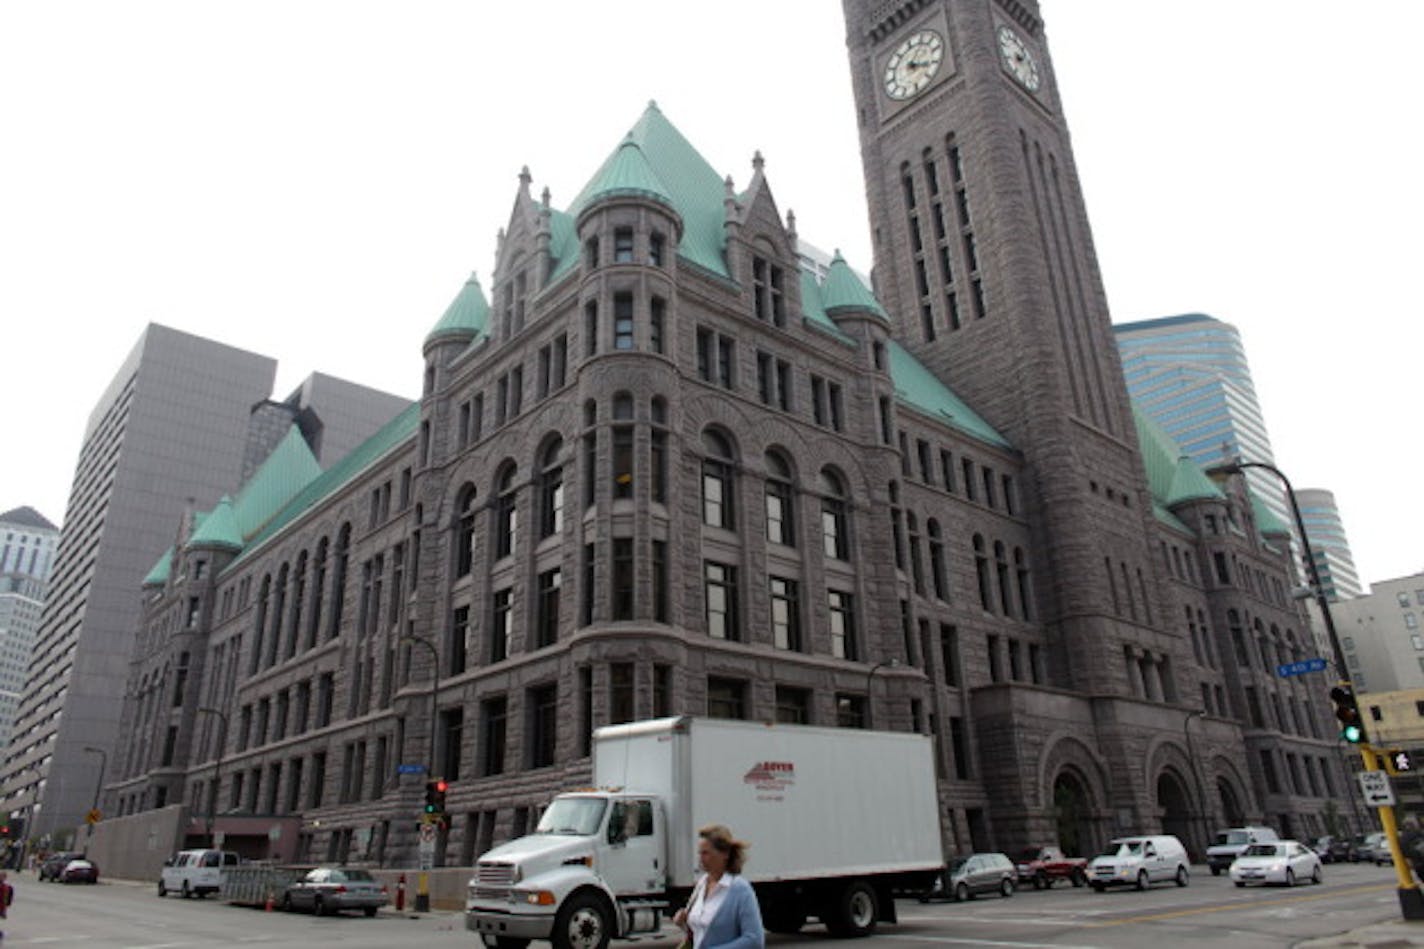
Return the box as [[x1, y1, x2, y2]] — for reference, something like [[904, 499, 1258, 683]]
[[467, 791, 670, 949]]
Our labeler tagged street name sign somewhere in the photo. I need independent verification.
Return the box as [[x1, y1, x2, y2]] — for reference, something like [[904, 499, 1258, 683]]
[[1276, 658, 1328, 678], [397, 763, 427, 775], [1359, 770, 1396, 807]]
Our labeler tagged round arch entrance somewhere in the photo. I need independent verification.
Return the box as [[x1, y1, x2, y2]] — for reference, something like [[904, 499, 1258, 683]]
[[1053, 769, 1096, 857], [1157, 769, 1193, 844], [1218, 778, 1244, 827]]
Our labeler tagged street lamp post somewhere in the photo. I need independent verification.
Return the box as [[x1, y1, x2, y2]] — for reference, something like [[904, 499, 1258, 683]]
[[1183, 710, 1210, 858], [865, 659, 900, 730], [1209, 458, 1424, 919], [197, 707, 229, 848], [80, 746, 107, 852], [400, 632, 440, 913]]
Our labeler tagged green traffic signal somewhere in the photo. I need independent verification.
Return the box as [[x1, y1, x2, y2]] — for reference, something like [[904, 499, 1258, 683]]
[[1342, 723, 1364, 743]]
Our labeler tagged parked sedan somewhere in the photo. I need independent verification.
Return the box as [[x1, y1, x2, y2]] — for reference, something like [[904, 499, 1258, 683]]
[[1353, 832, 1392, 866], [1312, 835, 1353, 864], [1230, 840, 1322, 887], [38, 851, 83, 881], [282, 867, 388, 916], [58, 858, 99, 884]]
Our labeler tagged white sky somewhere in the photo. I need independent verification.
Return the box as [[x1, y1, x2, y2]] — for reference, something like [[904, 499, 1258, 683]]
[[2, 2, 1419, 588]]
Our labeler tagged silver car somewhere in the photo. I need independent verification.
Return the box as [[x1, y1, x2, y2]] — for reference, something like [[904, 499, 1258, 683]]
[[921, 853, 1016, 902], [282, 867, 389, 916]]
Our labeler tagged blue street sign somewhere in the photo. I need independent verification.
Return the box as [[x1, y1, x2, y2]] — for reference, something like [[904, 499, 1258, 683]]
[[397, 763, 428, 775], [1276, 657, 1328, 678]]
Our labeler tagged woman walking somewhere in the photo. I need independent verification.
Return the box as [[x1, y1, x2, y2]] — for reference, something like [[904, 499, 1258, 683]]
[[672, 824, 764, 949]]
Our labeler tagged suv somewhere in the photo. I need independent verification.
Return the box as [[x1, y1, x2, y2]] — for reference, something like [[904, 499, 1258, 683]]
[[159, 848, 240, 898], [1088, 835, 1191, 891], [921, 853, 1016, 902], [1207, 827, 1279, 876]]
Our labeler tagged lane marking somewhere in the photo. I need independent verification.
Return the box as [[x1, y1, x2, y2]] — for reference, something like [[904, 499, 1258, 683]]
[[883, 936, 1104, 949], [1087, 883, 1394, 927]]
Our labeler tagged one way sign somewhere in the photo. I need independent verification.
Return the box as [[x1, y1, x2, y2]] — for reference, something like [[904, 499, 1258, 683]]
[[1359, 770, 1396, 807]]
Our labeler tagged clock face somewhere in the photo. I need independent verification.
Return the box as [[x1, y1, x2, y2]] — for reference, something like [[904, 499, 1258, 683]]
[[883, 29, 945, 101], [997, 25, 1041, 91]]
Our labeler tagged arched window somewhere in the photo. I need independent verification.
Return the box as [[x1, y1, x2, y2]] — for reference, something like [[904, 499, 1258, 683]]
[[287, 550, 307, 660], [454, 483, 478, 576], [701, 429, 737, 530], [650, 397, 668, 503], [821, 469, 849, 560], [973, 535, 993, 613], [907, 512, 925, 595], [928, 519, 947, 600], [1014, 547, 1032, 620], [307, 536, 328, 649], [329, 523, 350, 640], [250, 574, 271, 674], [612, 393, 634, 500], [994, 541, 1013, 617], [537, 439, 564, 538], [764, 450, 796, 547], [494, 464, 518, 559], [268, 562, 289, 666]]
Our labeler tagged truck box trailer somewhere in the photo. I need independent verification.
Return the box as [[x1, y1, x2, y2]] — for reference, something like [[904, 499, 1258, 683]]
[[466, 716, 943, 949]]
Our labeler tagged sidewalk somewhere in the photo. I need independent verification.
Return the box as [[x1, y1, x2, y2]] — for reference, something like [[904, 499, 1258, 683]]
[[1301, 918, 1424, 946]]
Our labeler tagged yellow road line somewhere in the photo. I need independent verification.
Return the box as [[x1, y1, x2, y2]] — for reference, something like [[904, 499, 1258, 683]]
[[1088, 883, 1394, 927]]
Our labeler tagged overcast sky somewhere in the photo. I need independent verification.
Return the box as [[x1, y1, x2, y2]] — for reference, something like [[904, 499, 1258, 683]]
[[3, 2, 1419, 588]]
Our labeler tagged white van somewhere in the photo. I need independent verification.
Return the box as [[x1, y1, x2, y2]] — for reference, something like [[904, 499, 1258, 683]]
[[1087, 835, 1190, 891], [158, 849, 240, 898], [1207, 826, 1279, 875]]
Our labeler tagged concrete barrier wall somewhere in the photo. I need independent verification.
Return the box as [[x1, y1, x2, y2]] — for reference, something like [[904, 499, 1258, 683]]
[[369, 866, 472, 913], [87, 805, 186, 884]]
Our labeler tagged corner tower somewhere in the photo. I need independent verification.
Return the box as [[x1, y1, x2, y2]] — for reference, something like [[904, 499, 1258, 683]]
[[841, 1, 1175, 695]]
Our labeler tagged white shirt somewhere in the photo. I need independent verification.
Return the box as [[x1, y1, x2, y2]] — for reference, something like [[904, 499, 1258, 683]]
[[688, 873, 737, 949]]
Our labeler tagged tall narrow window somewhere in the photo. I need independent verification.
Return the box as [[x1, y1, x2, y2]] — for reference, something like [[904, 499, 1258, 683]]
[[455, 484, 477, 577], [613, 292, 634, 350], [764, 451, 796, 547], [581, 542, 596, 627], [929, 520, 948, 600], [652, 540, 669, 623], [481, 697, 507, 776], [490, 588, 511, 662], [828, 590, 857, 660], [536, 567, 561, 647], [650, 398, 668, 504], [610, 663, 635, 724], [704, 561, 739, 641], [584, 300, 599, 357], [974, 535, 993, 612], [449, 605, 469, 676], [585, 236, 599, 269], [820, 469, 849, 560], [613, 227, 634, 263], [538, 439, 564, 538], [649, 231, 665, 267], [701, 430, 737, 530], [1015, 548, 1032, 620], [612, 395, 635, 500], [995, 541, 1013, 617], [649, 297, 666, 353], [612, 538, 635, 620], [769, 576, 801, 651], [494, 465, 518, 559]]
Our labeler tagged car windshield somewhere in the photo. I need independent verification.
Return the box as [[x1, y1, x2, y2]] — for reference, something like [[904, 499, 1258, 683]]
[[535, 797, 608, 836], [1216, 831, 1250, 846], [1099, 841, 1143, 858], [1243, 844, 1282, 857]]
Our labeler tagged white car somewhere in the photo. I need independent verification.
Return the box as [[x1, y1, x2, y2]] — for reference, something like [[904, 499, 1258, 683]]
[[1229, 840, 1322, 887]]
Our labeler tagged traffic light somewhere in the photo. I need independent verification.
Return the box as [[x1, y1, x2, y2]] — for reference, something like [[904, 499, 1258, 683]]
[[1385, 749, 1414, 776], [423, 778, 448, 815], [1330, 686, 1367, 744]]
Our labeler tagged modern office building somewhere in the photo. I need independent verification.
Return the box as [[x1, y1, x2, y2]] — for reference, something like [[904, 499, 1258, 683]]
[[0, 324, 408, 840], [1297, 488, 1363, 602], [1114, 315, 1292, 555], [1336, 572, 1424, 693], [98, 1, 1348, 878], [0, 507, 59, 752]]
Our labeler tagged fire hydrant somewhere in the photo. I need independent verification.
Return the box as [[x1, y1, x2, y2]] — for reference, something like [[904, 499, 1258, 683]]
[[396, 872, 406, 912]]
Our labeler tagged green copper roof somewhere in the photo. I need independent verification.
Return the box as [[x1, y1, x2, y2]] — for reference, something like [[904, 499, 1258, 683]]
[[232, 402, 420, 568], [426, 272, 490, 345], [887, 341, 1011, 449], [229, 427, 323, 541], [1133, 408, 1224, 507], [1153, 501, 1193, 535], [1251, 492, 1292, 536], [577, 136, 676, 215], [143, 547, 173, 586], [551, 102, 729, 282], [820, 250, 889, 320], [798, 268, 855, 343], [186, 495, 243, 551]]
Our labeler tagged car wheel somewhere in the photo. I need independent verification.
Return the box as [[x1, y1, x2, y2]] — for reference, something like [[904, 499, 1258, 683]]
[[1071, 869, 1087, 887], [281, 893, 293, 912], [1135, 870, 1149, 891], [1312, 865, 1323, 885], [551, 891, 612, 949], [1285, 869, 1296, 887], [1175, 866, 1189, 888], [1033, 872, 1047, 890], [1210, 866, 1221, 877], [158, 880, 167, 897], [313, 895, 327, 917], [181, 880, 191, 899], [1000, 877, 1014, 898], [364, 906, 378, 918], [1091, 883, 1105, 893], [955, 881, 969, 902], [1235, 881, 1246, 888]]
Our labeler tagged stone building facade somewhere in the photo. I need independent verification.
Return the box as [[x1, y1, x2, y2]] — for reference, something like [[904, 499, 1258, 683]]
[[107, 0, 1353, 867]]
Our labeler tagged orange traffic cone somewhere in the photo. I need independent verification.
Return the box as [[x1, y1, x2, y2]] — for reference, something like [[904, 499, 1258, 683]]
[[264, 889, 274, 912]]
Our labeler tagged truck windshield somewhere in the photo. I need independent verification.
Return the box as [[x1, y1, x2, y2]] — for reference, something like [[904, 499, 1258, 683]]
[[535, 797, 608, 836], [1217, 831, 1249, 846]]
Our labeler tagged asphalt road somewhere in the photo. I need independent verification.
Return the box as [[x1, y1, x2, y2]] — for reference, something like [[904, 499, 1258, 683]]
[[0, 862, 1406, 948]]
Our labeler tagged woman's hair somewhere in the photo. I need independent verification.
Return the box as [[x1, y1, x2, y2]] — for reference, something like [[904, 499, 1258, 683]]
[[699, 823, 749, 874]]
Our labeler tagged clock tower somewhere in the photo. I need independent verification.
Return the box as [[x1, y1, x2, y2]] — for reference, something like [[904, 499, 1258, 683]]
[[842, 0, 1178, 697]]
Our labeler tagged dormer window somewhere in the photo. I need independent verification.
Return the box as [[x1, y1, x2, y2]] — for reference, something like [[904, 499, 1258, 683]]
[[614, 228, 635, 263]]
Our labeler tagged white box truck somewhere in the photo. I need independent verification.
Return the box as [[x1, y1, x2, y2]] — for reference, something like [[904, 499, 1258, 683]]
[[465, 716, 943, 949]]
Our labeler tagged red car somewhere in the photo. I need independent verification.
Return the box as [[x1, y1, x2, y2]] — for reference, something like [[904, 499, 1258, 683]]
[[58, 858, 99, 884]]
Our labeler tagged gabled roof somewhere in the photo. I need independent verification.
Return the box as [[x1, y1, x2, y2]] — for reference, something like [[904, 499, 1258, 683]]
[[550, 101, 730, 282], [1133, 408, 1224, 507], [577, 136, 676, 217], [0, 506, 57, 531], [426, 272, 490, 345], [143, 547, 173, 586], [228, 427, 322, 541], [185, 495, 242, 551], [820, 251, 888, 321]]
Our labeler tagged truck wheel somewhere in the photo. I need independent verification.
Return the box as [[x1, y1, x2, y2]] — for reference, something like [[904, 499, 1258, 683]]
[[181, 881, 191, 899], [762, 904, 805, 935], [824, 879, 878, 938], [552, 891, 612, 949], [1071, 869, 1086, 887], [494, 940, 530, 949], [157, 880, 167, 897], [1211, 866, 1221, 876]]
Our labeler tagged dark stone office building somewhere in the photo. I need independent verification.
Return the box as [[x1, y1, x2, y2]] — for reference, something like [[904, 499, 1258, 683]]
[[107, 1, 1350, 869]]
